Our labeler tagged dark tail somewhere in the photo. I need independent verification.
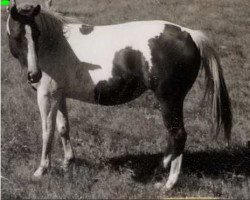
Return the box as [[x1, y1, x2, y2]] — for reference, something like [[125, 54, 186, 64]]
[[188, 30, 232, 142]]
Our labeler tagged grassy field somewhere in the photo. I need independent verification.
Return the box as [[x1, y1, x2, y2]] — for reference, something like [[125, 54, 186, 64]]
[[1, 0, 250, 199]]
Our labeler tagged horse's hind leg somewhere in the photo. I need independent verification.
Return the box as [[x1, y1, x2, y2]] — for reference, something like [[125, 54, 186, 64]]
[[56, 97, 75, 171], [154, 79, 187, 190]]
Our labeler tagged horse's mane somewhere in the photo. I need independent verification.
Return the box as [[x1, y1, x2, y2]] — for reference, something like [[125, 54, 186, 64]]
[[39, 8, 81, 25], [34, 8, 82, 50]]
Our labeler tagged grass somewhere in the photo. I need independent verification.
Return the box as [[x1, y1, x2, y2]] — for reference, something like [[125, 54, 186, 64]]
[[1, 0, 250, 199]]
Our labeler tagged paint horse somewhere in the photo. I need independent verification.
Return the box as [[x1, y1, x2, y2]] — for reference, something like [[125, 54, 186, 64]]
[[7, 1, 232, 190]]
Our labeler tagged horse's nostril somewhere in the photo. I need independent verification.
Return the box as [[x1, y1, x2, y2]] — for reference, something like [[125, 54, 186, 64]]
[[28, 70, 42, 84], [28, 72, 32, 80]]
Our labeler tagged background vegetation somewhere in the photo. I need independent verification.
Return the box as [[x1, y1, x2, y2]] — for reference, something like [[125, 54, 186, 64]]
[[1, 0, 250, 199]]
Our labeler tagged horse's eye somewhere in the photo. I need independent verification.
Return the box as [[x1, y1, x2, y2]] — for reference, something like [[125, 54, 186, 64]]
[[32, 28, 40, 40], [14, 30, 25, 43]]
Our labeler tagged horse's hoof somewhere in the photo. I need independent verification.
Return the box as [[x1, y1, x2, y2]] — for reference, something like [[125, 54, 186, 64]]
[[33, 167, 47, 179], [32, 173, 42, 182], [155, 181, 174, 192], [62, 165, 71, 173], [162, 182, 174, 191], [154, 182, 164, 190], [62, 158, 75, 172]]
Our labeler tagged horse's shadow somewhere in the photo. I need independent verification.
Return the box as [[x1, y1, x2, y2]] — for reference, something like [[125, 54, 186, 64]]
[[107, 147, 250, 183]]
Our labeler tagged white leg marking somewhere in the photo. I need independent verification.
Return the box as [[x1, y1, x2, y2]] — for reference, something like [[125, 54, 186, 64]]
[[155, 154, 173, 189], [163, 154, 183, 190], [56, 98, 74, 171], [163, 154, 172, 168], [34, 88, 60, 178], [25, 25, 39, 76]]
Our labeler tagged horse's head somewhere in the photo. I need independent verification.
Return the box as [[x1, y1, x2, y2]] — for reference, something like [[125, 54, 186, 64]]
[[7, 0, 42, 83]]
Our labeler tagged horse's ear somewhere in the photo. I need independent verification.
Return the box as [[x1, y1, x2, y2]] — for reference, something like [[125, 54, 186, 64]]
[[8, 0, 16, 12], [45, 0, 52, 9], [32, 5, 41, 16], [10, 0, 16, 6], [10, 5, 19, 20]]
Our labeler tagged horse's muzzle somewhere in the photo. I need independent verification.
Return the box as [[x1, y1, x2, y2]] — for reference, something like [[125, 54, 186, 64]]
[[28, 70, 42, 84]]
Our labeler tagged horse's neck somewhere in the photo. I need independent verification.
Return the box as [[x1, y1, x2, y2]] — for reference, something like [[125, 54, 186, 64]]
[[38, 32, 80, 69]]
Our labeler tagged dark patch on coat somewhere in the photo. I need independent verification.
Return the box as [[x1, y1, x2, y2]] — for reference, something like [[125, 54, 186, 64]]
[[149, 24, 201, 93], [94, 47, 148, 105], [79, 24, 94, 35]]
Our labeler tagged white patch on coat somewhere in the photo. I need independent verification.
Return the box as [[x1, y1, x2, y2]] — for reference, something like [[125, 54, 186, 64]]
[[7, 15, 11, 35], [63, 20, 202, 84], [63, 21, 167, 84], [25, 25, 38, 74]]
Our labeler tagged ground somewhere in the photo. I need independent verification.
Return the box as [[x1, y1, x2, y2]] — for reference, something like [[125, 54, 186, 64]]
[[1, 0, 250, 199]]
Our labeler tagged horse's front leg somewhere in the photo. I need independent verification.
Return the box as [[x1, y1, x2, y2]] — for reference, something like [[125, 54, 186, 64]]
[[33, 88, 61, 178], [56, 97, 75, 171]]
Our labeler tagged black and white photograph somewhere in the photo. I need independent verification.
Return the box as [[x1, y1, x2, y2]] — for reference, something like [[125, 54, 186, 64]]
[[1, 0, 249, 199]]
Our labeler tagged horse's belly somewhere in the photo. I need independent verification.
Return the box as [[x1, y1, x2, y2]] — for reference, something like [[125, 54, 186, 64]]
[[93, 76, 147, 106], [65, 75, 147, 106], [65, 47, 149, 105]]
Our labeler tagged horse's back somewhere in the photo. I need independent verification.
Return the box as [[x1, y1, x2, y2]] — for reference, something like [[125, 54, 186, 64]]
[[62, 20, 201, 105], [63, 20, 197, 81], [63, 21, 167, 72]]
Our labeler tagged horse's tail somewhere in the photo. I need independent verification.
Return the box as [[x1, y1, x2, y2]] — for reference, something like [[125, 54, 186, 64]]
[[187, 29, 232, 142]]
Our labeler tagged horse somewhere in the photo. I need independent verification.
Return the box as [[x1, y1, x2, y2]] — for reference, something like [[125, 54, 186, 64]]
[[6, 0, 232, 190]]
